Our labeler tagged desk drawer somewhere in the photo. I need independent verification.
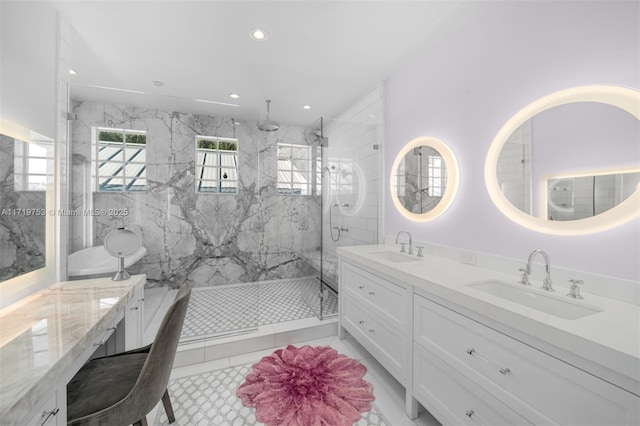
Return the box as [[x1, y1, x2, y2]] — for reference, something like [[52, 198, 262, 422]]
[[342, 262, 407, 330], [414, 294, 640, 426], [343, 295, 405, 382]]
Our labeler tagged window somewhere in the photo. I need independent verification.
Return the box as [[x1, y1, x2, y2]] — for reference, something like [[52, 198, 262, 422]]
[[395, 159, 406, 197], [195, 136, 238, 194], [427, 155, 445, 197], [277, 143, 311, 195], [96, 128, 147, 192], [14, 136, 54, 191]]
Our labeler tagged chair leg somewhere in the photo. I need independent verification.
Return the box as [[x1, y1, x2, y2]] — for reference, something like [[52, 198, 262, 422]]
[[133, 416, 148, 426], [162, 388, 176, 423]]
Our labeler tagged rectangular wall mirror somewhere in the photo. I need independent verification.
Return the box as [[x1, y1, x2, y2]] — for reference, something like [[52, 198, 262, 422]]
[[0, 131, 54, 283]]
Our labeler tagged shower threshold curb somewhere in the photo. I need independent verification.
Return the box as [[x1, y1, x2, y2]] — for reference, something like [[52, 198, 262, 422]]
[[173, 316, 339, 368]]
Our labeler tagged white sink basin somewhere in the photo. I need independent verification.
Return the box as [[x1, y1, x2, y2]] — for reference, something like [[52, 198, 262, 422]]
[[370, 250, 418, 263], [467, 280, 602, 320]]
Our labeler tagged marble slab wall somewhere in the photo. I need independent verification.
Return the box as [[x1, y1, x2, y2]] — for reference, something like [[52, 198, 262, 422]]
[[70, 101, 320, 288]]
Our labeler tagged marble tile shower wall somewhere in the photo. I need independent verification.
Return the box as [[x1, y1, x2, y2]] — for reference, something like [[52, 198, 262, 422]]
[[321, 85, 384, 286], [70, 101, 320, 288]]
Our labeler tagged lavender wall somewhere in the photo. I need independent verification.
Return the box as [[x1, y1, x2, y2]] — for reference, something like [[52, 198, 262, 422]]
[[386, 1, 639, 281]]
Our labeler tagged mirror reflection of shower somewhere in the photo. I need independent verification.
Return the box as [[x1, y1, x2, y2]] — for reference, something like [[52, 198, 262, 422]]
[[323, 165, 349, 242]]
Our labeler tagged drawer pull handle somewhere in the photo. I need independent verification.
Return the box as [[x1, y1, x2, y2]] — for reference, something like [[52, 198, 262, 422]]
[[358, 320, 366, 325], [465, 410, 474, 418], [358, 285, 365, 289], [130, 306, 139, 310], [368, 291, 375, 296], [94, 327, 117, 347], [40, 408, 59, 425], [368, 329, 375, 333], [466, 348, 511, 375]]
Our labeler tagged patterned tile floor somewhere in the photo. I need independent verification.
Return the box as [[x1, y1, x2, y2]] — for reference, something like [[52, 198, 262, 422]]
[[153, 362, 389, 426], [150, 336, 441, 426], [181, 278, 338, 341]]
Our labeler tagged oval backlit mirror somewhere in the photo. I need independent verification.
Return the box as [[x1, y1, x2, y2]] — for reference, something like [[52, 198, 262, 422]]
[[485, 85, 640, 235], [390, 136, 459, 222]]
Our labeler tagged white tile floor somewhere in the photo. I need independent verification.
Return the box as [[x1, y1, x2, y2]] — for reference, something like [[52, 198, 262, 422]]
[[144, 288, 441, 425]]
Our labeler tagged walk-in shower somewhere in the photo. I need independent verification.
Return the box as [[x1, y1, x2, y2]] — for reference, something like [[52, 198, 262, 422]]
[[174, 95, 383, 346], [179, 114, 339, 345]]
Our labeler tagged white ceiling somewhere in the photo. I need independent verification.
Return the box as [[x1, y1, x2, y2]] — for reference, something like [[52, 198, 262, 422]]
[[52, 0, 478, 128]]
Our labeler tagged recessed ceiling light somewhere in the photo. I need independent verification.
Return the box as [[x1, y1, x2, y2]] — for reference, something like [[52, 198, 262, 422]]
[[250, 28, 268, 41], [303, 105, 311, 110], [69, 69, 77, 75], [229, 93, 240, 99], [151, 80, 165, 87]]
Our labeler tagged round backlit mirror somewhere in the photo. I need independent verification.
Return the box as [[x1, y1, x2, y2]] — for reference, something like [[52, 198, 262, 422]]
[[390, 136, 459, 222], [485, 85, 640, 235]]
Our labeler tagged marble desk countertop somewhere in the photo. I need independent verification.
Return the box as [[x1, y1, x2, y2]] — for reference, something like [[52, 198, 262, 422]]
[[337, 245, 640, 395], [0, 275, 145, 424]]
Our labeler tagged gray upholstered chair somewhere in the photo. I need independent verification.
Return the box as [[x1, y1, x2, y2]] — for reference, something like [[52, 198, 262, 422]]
[[67, 281, 192, 426]]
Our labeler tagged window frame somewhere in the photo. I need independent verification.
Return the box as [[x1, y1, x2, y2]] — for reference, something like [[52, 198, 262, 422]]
[[195, 135, 239, 194], [427, 154, 445, 197], [277, 143, 312, 196], [95, 127, 147, 192]]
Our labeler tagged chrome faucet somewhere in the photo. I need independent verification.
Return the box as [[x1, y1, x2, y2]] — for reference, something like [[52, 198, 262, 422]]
[[395, 230, 413, 255], [520, 249, 553, 291]]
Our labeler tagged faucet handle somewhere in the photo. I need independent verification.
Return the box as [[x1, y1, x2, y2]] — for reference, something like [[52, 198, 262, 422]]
[[399, 243, 406, 253], [567, 278, 584, 299], [518, 267, 531, 285], [416, 246, 424, 257]]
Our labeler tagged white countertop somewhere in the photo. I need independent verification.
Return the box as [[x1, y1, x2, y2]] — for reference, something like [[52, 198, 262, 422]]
[[337, 245, 639, 393], [0, 275, 145, 424]]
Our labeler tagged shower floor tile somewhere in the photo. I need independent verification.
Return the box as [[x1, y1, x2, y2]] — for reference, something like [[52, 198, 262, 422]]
[[181, 278, 338, 341]]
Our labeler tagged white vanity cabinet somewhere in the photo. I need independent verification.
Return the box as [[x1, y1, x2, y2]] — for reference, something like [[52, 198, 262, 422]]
[[414, 294, 640, 426], [340, 261, 412, 387], [125, 283, 145, 350]]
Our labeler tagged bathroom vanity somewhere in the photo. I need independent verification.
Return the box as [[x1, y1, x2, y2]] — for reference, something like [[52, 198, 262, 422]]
[[337, 246, 640, 425], [0, 275, 145, 425]]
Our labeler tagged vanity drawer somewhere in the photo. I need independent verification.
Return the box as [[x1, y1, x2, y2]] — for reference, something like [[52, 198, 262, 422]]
[[414, 294, 640, 426], [342, 262, 408, 330], [342, 295, 406, 383], [24, 391, 60, 426], [414, 342, 531, 426]]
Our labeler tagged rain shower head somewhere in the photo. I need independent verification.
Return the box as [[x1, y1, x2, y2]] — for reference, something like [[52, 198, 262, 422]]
[[257, 99, 280, 132]]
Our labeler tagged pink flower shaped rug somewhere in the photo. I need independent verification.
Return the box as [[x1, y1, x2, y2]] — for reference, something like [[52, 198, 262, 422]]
[[236, 345, 375, 426]]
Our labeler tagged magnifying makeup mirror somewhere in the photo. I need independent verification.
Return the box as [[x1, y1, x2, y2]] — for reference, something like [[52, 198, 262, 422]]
[[104, 228, 142, 281]]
